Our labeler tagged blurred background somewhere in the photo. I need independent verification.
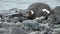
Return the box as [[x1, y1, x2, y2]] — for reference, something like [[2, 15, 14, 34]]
[[0, 0, 60, 12]]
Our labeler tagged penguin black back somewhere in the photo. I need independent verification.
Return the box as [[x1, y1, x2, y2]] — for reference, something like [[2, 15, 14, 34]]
[[24, 2, 53, 20]]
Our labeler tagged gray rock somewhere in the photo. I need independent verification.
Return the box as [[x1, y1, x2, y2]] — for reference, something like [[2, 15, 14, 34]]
[[42, 15, 60, 25], [0, 28, 6, 34], [22, 20, 40, 31], [4, 28, 27, 34], [53, 6, 60, 17], [1, 22, 22, 28]]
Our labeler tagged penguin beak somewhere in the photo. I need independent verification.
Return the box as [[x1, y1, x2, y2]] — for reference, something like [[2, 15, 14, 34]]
[[24, 13, 30, 18], [25, 13, 29, 17]]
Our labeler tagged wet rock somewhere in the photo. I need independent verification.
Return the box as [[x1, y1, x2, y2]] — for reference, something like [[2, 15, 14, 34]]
[[53, 6, 60, 17], [4, 28, 27, 34], [21, 20, 40, 31], [1, 22, 22, 28], [0, 28, 6, 34], [47, 15, 60, 24]]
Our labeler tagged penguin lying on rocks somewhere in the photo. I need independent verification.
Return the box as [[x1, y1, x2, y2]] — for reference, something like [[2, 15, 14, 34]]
[[24, 2, 53, 20]]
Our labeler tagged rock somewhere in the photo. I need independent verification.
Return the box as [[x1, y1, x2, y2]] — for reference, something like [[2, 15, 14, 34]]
[[22, 20, 40, 31], [47, 15, 60, 24], [4, 28, 27, 34], [0, 28, 6, 34], [53, 6, 60, 17], [1, 22, 22, 28], [34, 16, 46, 23]]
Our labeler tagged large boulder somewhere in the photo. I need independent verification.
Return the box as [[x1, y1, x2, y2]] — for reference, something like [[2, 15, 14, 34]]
[[4, 28, 27, 34]]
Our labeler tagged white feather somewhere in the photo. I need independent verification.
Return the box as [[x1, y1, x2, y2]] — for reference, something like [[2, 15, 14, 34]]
[[35, 16, 45, 19], [30, 10, 34, 15], [42, 9, 50, 14]]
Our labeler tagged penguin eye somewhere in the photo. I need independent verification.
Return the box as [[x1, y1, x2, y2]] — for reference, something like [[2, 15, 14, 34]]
[[42, 9, 50, 14]]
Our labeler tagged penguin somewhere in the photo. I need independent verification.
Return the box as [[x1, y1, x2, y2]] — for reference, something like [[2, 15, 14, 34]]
[[24, 2, 53, 20]]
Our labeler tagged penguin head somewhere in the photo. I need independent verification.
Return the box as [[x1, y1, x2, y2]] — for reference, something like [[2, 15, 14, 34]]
[[24, 10, 34, 19]]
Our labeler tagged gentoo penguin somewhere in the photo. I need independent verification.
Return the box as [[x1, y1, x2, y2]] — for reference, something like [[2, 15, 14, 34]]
[[24, 2, 53, 20]]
